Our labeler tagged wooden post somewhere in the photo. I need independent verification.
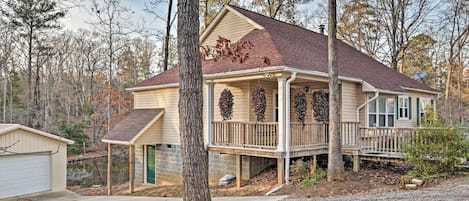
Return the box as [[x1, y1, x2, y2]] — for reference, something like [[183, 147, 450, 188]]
[[129, 144, 135, 194], [353, 155, 360, 172], [277, 158, 285, 185], [107, 143, 112, 195], [236, 155, 242, 188]]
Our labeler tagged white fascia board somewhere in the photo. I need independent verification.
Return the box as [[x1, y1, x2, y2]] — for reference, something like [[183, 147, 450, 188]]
[[126, 83, 179, 92], [10, 125, 75, 144], [400, 86, 440, 95], [101, 139, 130, 145], [284, 66, 363, 83], [203, 66, 285, 79]]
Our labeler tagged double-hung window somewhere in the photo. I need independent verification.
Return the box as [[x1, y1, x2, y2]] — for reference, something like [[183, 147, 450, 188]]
[[369, 97, 395, 127], [398, 96, 410, 119]]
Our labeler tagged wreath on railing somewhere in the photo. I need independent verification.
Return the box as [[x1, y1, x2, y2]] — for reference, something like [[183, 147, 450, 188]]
[[294, 91, 307, 127], [219, 88, 234, 121], [252, 85, 266, 122], [312, 90, 329, 122]]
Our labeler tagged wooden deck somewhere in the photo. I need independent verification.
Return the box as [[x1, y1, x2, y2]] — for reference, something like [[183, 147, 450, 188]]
[[210, 121, 425, 160]]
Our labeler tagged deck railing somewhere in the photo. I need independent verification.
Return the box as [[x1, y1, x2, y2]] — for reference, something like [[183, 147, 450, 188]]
[[290, 122, 328, 149], [212, 121, 278, 149], [360, 128, 417, 154]]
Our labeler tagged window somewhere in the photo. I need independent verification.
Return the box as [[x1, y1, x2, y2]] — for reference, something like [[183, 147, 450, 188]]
[[398, 96, 410, 119], [369, 97, 395, 127], [419, 98, 433, 119]]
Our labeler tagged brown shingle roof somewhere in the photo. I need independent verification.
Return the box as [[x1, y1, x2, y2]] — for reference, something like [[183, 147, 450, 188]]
[[133, 5, 437, 93], [102, 108, 164, 143]]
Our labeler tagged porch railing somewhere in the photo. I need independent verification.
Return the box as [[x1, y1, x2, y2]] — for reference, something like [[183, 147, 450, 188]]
[[212, 121, 278, 149], [360, 128, 417, 154], [290, 122, 328, 149]]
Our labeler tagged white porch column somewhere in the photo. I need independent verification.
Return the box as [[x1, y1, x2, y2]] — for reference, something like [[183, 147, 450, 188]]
[[277, 77, 287, 152], [207, 83, 215, 145]]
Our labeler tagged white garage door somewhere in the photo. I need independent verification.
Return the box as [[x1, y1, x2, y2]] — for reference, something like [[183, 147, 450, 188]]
[[0, 154, 51, 199]]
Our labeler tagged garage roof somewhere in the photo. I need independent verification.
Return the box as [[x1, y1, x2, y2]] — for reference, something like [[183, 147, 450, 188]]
[[101, 108, 165, 145], [0, 124, 74, 144]]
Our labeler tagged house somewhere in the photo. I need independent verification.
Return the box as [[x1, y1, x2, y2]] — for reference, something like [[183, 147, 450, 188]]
[[102, 5, 438, 194], [0, 124, 74, 199]]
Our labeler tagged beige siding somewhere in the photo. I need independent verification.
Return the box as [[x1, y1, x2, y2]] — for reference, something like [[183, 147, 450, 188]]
[[213, 82, 250, 122], [135, 118, 163, 145], [289, 88, 314, 123], [134, 88, 180, 145], [0, 129, 68, 191], [395, 91, 436, 128], [341, 81, 359, 122], [201, 11, 256, 46], [248, 81, 277, 122]]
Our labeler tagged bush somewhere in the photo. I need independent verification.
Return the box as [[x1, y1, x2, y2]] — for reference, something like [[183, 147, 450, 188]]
[[404, 126, 469, 179], [56, 121, 88, 154], [299, 168, 327, 188]]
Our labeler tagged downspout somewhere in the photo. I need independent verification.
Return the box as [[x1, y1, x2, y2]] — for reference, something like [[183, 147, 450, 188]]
[[285, 72, 297, 184], [356, 91, 379, 122]]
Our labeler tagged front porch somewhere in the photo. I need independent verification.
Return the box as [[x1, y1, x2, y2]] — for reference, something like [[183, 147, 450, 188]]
[[209, 121, 419, 159]]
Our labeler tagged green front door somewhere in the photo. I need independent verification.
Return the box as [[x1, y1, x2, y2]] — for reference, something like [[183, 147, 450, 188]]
[[146, 145, 156, 184]]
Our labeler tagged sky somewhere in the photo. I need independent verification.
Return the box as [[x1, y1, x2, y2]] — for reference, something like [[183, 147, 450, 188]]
[[60, 0, 174, 35], [59, 0, 326, 34]]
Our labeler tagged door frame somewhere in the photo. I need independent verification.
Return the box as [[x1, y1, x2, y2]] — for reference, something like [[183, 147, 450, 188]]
[[144, 145, 156, 184]]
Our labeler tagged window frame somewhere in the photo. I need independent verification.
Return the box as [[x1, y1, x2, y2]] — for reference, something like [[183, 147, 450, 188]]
[[368, 96, 395, 128], [398, 96, 410, 120]]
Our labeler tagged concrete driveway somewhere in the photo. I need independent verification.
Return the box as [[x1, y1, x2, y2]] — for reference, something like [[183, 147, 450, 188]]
[[2, 191, 287, 201]]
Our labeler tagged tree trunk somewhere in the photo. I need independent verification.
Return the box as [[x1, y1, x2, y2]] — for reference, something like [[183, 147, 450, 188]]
[[27, 27, 33, 127], [177, 0, 211, 200], [327, 0, 344, 182], [163, 0, 173, 71]]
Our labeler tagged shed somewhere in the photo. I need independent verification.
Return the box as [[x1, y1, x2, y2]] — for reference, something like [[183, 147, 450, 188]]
[[0, 124, 74, 199]]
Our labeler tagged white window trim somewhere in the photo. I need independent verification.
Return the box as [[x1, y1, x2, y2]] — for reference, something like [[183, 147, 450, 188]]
[[367, 96, 395, 128], [398, 96, 410, 120]]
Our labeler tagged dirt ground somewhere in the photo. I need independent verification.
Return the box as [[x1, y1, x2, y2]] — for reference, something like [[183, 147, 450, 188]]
[[68, 161, 465, 198], [275, 162, 407, 198]]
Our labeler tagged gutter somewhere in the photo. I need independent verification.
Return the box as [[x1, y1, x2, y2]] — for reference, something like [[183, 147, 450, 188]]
[[356, 91, 379, 122], [285, 72, 297, 184]]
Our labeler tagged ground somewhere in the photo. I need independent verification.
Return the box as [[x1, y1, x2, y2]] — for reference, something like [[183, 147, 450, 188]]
[[7, 176, 469, 201], [68, 161, 465, 199]]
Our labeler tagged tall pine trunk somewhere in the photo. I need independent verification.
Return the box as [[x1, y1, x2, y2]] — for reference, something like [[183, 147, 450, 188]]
[[163, 0, 173, 71], [177, 0, 211, 200], [327, 0, 344, 182]]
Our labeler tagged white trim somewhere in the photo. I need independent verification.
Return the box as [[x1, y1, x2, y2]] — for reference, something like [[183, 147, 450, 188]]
[[127, 83, 179, 92], [0, 124, 74, 144], [397, 96, 410, 120], [401, 86, 439, 95], [206, 83, 215, 145], [101, 139, 130, 145], [129, 110, 165, 144], [204, 66, 285, 79], [357, 92, 379, 122]]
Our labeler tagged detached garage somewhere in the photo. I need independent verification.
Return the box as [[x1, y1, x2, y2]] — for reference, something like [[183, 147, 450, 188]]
[[0, 124, 74, 199]]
